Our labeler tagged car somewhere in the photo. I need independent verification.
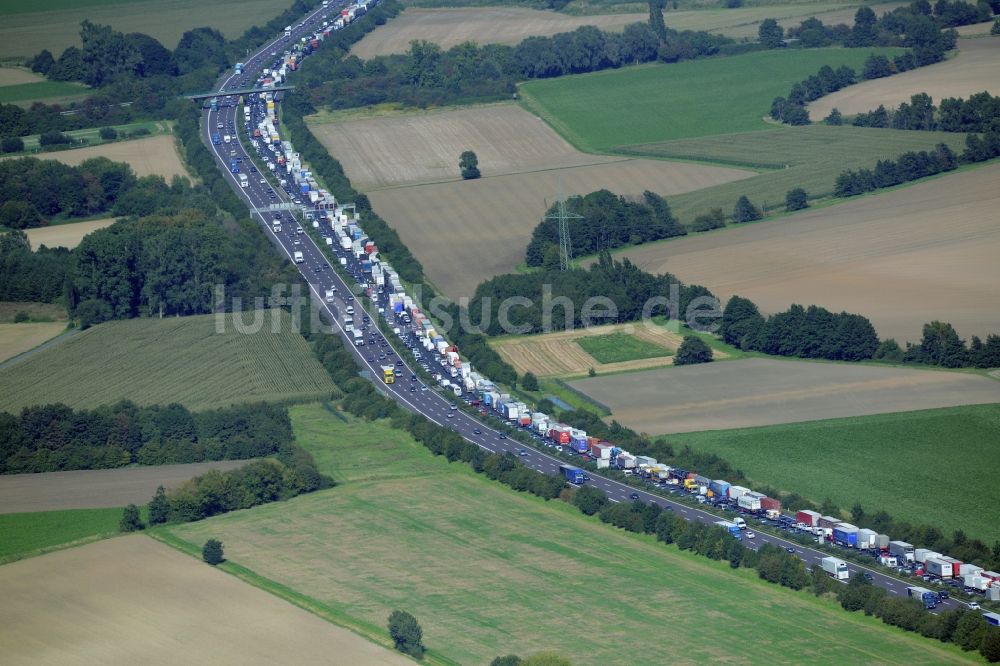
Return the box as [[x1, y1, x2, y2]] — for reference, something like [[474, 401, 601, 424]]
[[938, 590, 949, 599], [746, 531, 756, 539], [420, 385, 428, 391], [629, 492, 640, 500], [410, 386, 416, 392], [473, 428, 482, 435], [518, 449, 528, 457], [293, 239, 301, 246], [786, 546, 796, 553], [969, 602, 981, 610], [498, 433, 507, 439], [448, 405, 457, 411]]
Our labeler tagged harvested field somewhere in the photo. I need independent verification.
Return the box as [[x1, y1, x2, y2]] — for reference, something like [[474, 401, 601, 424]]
[[0, 322, 66, 364], [0, 68, 44, 86], [0, 311, 338, 413], [613, 163, 1000, 343], [25, 218, 116, 250], [569, 357, 1000, 434], [310, 103, 624, 189], [0, 461, 256, 514], [808, 38, 1000, 119], [491, 321, 723, 377], [954, 21, 996, 36], [33, 135, 190, 180], [0, 535, 411, 665], [0, 0, 291, 58]]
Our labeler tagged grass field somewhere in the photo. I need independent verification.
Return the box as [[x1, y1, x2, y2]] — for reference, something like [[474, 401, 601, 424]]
[[0, 535, 412, 665], [519, 47, 904, 152], [0, 80, 88, 104], [609, 162, 1000, 343], [13, 134, 191, 180], [0, 310, 338, 413], [0, 67, 43, 85], [11, 120, 169, 153], [0, 302, 66, 323], [569, 357, 1000, 434], [163, 404, 973, 665], [24, 217, 118, 250], [326, 104, 751, 299], [670, 403, 1000, 544], [0, 507, 124, 564], [809, 37, 1000, 119], [0, 0, 293, 57], [576, 331, 673, 364]]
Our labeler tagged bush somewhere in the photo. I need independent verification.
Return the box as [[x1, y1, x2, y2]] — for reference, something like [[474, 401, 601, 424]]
[[460, 150, 480, 180], [119, 504, 144, 532], [785, 188, 809, 211], [38, 131, 72, 147], [1, 136, 24, 153], [689, 208, 726, 232], [388, 609, 425, 658], [128, 127, 151, 138], [732, 195, 762, 223], [13, 310, 30, 323], [99, 126, 118, 141], [522, 371, 539, 391], [202, 538, 224, 565], [825, 108, 843, 126], [674, 335, 714, 365]]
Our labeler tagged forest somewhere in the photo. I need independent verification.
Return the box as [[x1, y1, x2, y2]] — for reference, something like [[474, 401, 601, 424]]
[[0, 401, 295, 474]]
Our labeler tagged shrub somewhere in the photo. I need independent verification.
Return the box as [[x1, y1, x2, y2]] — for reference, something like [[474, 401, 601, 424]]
[[1, 136, 24, 153], [202, 538, 224, 565], [785, 188, 809, 211], [38, 131, 72, 147], [674, 335, 713, 365], [99, 127, 118, 140], [13, 310, 30, 323]]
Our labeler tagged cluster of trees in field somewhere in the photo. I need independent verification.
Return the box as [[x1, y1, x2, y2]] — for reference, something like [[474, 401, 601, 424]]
[[822, 573, 1000, 659], [524, 190, 686, 269], [0, 231, 71, 303], [851, 91, 1000, 131], [0, 401, 295, 474]]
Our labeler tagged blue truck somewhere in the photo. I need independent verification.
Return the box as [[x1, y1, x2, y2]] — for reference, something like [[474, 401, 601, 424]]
[[559, 465, 585, 485], [230, 159, 239, 173], [212, 132, 221, 145], [715, 520, 742, 539], [907, 586, 939, 609]]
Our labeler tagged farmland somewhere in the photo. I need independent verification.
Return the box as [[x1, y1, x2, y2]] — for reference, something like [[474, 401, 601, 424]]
[[23, 134, 191, 180], [490, 321, 710, 377], [0, 322, 67, 364], [519, 47, 904, 151], [568, 357, 1000, 434], [0, 0, 293, 58], [163, 404, 972, 665], [0, 310, 338, 413], [0, 80, 89, 105], [349, 4, 904, 57], [808, 37, 1000, 119], [0, 508, 124, 564], [610, 162, 1000, 342], [617, 125, 967, 224], [317, 104, 751, 298], [0, 535, 412, 665], [24, 218, 117, 250], [0, 460, 256, 514], [670, 403, 1000, 544], [0, 67, 44, 86]]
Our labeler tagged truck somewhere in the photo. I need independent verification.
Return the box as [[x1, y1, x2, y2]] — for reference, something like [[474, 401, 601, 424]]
[[353, 329, 363, 346], [715, 521, 742, 539], [796, 509, 821, 527], [821, 557, 850, 580], [210, 97, 218, 111], [732, 517, 747, 530], [325, 288, 334, 303], [833, 523, 859, 548], [889, 540, 915, 563], [239, 173, 248, 188], [559, 465, 585, 485], [293, 251, 303, 263], [272, 219, 281, 233], [925, 558, 954, 579], [382, 366, 395, 384], [212, 132, 221, 145], [224, 134, 232, 144], [907, 586, 939, 609]]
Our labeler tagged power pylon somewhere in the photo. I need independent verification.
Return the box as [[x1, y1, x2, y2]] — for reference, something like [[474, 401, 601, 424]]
[[545, 191, 582, 271]]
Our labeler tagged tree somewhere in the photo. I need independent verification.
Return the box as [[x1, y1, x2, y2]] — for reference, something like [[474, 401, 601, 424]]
[[721, 296, 764, 348], [847, 6, 879, 47], [648, 0, 668, 42], [387, 609, 425, 658], [202, 538, 224, 565], [75, 299, 113, 330], [825, 108, 843, 125], [491, 657, 522, 666], [148, 485, 169, 524], [1, 137, 24, 154], [459, 150, 480, 179], [522, 371, 539, 391], [758, 18, 785, 48], [981, 627, 1000, 663], [572, 485, 608, 515], [992, 18, 1000, 36], [99, 126, 118, 141], [30, 49, 55, 75], [38, 131, 72, 147], [732, 195, 761, 223], [119, 503, 144, 532], [674, 335, 713, 365], [785, 188, 808, 211]]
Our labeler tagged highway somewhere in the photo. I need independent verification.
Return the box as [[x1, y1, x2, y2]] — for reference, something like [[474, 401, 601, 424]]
[[200, 0, 971, 614]]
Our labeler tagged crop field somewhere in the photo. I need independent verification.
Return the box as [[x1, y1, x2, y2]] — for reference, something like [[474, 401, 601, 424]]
[[611, 162, 1000, 343], [671, 403, 1000, 544], [569, 357, 1000, 435], [0, 460, 256, 514], [0, 0, 291, 58], [0, 535, 412, 665], [0, 322, 67, 364], [954, 20, 996, 36], [808, 38, 1000, 119], [0, 67, 44, 86], [349, 4, 902, 57], [519, 47, 903, 152], [0, 310, 338, 413], [24, 218, 117, 250], [490, 321, 709, 377], [163, 404, 972, 665], [616, 124, 967, 228], [29, 134, 191, 180], [0, 80, 89, 105], [0, 508, 124, 564]]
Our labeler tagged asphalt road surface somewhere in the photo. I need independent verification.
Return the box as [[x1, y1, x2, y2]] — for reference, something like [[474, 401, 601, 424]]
[[202, 1, 971, 615]]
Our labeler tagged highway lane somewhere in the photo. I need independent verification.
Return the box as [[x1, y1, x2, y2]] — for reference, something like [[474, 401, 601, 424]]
[[200, 2, 971, 614]]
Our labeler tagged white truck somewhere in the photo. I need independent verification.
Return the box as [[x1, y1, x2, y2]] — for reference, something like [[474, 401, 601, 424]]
[[293, 251, 303, 263], [325, 288, 335, 303], [238, 173, 248, 188], [272, 219, 281, 233], [223, 134, 232, 144], [352, 329, 363, 346], [821, 556, 850, 580]]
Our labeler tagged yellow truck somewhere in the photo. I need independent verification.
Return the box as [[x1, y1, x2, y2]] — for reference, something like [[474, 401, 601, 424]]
[[382, 366, 395, 384], [683, 478, 698, 490]]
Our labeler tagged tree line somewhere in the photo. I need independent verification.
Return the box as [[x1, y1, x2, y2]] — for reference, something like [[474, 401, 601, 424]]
[[851, 91, 1000, 131], [0, 231, 71, 303], [524, 190, 686, 269], [0, 401, 295, 474]]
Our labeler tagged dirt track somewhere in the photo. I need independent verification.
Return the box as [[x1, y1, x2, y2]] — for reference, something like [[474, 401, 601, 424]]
[[808, 38, 1000, 119], [570, 358, 1000, 434], [0, 535, 411, 665], [614, 162, 1000, 343], [0, 461, 255, 513]]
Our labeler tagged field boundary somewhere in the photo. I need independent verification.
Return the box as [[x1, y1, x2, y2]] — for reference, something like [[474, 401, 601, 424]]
[[151, 529, 460, 666]]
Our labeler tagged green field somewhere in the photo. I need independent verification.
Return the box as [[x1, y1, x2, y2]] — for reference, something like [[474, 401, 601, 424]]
[[7, 120, 169, 152], [0, 80, 88, 104], [669, 403, 1000, 544], [519, 48, 903, 152], [618, 124, 969, 225], [577, 332, 673, 364], [0, 507, 125, 563], [0, 310, 338, 413], [164, 404, 972, 665]]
